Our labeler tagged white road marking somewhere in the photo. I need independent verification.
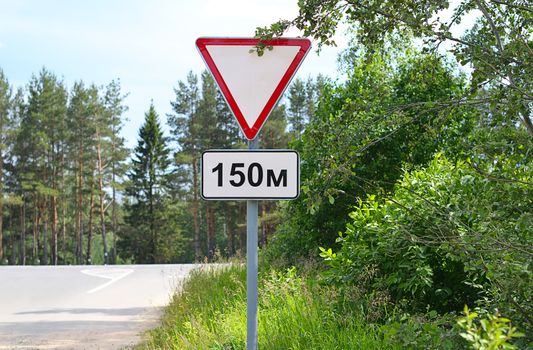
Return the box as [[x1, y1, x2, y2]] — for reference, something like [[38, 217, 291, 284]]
[[80, 268, 134, 294]]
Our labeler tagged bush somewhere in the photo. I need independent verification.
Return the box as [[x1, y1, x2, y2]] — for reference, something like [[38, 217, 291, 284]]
[[457, 306, 525, 350], [321, 154, 532, 338]]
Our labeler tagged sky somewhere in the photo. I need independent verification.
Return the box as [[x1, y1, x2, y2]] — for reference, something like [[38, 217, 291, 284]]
[[0, 0, 347, 148]]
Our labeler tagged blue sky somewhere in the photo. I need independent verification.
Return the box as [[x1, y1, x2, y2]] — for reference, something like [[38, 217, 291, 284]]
[[0, 0, 346, 148]]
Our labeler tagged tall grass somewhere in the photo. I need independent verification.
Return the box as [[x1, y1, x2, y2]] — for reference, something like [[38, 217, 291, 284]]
[[140, 264, 415, 350]]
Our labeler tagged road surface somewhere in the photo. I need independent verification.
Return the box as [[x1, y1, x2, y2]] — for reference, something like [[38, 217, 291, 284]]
[[0, 264, 199, 349]]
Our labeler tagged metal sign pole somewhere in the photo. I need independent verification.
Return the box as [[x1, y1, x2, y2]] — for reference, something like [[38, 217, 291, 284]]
[[247, 136, 259, 350]]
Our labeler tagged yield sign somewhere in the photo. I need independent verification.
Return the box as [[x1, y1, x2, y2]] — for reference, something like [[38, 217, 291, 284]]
[[196, 38, 311, 140]]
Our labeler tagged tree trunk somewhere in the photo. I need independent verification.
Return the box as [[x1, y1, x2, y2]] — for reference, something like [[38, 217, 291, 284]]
[[42, 201, 48, 265], [61, 203, 66, 263], [149, 182, 155, 264], [9, 215, 16, 264], [32, 202, 37, 263], [226, 205, 234, 256], [51, 195, 58, 265], [259, 202, 263, 247], [77, 158, 84, 264], [51, 145, 58, 265], [98, 188, 108, 264], [20, 202, 26, 265], [42, 149, 50, 266], [239, 202, 246, 253], [61, 147, 66, 263], [111, 132, 118, 264], [112, 171, 117, 264], [192, 157, 201, 262], [206, 205, 215, 262], [96, 139, 108, 264], [0, 150, 3, 262], [0, 199, 3, 263], [205, 206, 210, 261], [210, 208, 217, 259], [36, 204, 42, 264], [210, 206, 216, 261], [86, 183, 95, 264]]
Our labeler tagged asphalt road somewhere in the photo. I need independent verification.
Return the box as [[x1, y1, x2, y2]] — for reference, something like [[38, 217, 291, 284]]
[[0, 264, 199, 350]]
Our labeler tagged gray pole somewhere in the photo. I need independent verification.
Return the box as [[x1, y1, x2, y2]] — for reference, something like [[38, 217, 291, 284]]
[[247, 136, 259, 350]]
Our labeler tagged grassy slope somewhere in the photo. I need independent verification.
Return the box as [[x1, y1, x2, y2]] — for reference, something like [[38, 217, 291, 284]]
[[139, 264, 403, 350]]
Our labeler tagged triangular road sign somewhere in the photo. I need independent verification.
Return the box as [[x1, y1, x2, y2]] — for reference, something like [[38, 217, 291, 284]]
[[196, 37, 311, 140]]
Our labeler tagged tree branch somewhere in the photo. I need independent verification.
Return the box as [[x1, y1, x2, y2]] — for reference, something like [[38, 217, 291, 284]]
[[468, 161, 533, 186], [475, 0, 533, 135], [475, 0, 504, 52], [488, 0, 533, 13]]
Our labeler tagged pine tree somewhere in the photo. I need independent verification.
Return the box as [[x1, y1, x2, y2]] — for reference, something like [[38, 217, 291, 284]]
[[17, 69, 68, 265], [123, 103, 171, 263], [0, 68, 131, 265], [10, 88, 26, 265], [67, 81, 97, 264], [45, 76, 68, 265], [260, 104, 288, 149], [101, 80, 129, 264], [81, 84, 101, 265], [0, 69, 12, 263], [287, 78, 307, 138], [168, 71, 202, 261], [196, 72, 221, 261], [287, 76, 324, 138], [215, 89, 242, 149], [169, 71, 244, 262]]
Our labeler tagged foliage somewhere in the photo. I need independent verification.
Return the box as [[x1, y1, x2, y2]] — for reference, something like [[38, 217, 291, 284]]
[[457, 306, 525, 350], [257, 4, 532, 345], [265, 44, 469, 263], [255, 0, 533, 136], [320, 154, 532, 338]]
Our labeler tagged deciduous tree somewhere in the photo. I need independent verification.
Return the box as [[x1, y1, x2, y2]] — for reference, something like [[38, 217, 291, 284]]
[[256, 0, 533, 136]]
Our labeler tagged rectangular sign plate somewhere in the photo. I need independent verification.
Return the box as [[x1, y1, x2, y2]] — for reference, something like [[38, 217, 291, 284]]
[[201, 150, 300, 200]]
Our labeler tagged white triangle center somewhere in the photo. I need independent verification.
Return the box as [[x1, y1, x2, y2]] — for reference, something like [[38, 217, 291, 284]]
[[206, 45, 300, 127]]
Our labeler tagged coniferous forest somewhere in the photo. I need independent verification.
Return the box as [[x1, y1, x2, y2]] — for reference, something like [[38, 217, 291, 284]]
[[0, 67, 322, 266]]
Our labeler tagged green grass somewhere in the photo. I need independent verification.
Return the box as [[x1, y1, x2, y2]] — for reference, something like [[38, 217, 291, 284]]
[[139, 264, 461, 349]]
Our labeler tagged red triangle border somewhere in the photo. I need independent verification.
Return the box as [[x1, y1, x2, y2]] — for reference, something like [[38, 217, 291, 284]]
[[196, 37, 311, 140]]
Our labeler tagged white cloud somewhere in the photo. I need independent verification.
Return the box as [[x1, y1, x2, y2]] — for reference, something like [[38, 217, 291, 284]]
[[0, 41, 4, 49]]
